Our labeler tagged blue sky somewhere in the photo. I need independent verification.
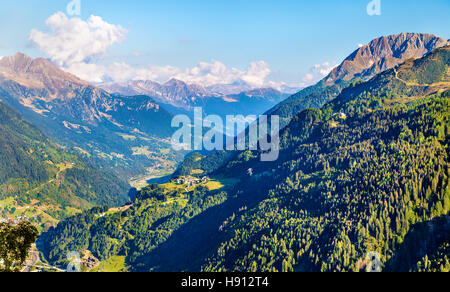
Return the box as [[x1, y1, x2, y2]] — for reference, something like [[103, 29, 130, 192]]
[[0, 0, 449, 87]]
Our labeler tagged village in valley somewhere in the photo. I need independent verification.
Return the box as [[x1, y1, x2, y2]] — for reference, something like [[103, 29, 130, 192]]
[[168, 174, 241, 195], [175, 175, 210, 187]]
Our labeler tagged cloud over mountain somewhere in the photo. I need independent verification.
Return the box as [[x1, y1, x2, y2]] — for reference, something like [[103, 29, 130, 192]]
[[300, 62, 337, 86], [28, 12, 289, 88]]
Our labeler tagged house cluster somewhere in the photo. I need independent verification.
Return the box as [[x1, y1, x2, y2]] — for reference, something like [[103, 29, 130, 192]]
[[0, 216, 28, 225], [175, 176, 210, 187]]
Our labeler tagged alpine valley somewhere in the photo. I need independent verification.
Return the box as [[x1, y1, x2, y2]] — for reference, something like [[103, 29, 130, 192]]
[[32, 33, 450, 272]]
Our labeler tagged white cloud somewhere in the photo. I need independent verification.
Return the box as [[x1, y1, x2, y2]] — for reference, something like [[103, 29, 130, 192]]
[[75, 60, 273, 88], [299, 62, 337, 87], [358, 43, 365, 48], [29, 12, 127, 67], [163, 60, 272, 87], [28, 12, 290, 89], [314, 62, 334, 76]]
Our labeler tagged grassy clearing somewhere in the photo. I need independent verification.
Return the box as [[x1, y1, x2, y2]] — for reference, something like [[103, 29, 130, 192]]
[[159, 176, 240, 194], [159, 148, 171, 155], [0, 197, 15, 208], [131, 146, 153, 158], [129, 170, 173, 190], [0, 196, 81, 232], [90, 256, 127, 272], [74, 147, 91, 157], [213, 176, 241, 188], [191, 169, 205, 175], [106, 205, 132, 215], [160, 182, 185, 193], [204, 180, 224, 191]]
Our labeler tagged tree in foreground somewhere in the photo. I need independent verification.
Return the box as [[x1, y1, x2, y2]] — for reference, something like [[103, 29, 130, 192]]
[[0, 221, 39, 272]]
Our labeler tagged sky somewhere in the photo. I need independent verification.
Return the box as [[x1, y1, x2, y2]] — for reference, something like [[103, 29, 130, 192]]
[[0, 0, 449, 89]]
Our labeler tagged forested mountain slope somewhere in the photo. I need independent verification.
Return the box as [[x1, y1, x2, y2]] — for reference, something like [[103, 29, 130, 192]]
[[41, 45, 449, 272], [0, 100, 130, 229], [173, 34, 449, 177], [202, 95, 449, 272], [199, 46, 450, 272]]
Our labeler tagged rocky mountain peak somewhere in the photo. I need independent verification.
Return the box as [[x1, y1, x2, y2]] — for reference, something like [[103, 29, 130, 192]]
[[323, 33, 448, 85], [0, 53, 34, 73]]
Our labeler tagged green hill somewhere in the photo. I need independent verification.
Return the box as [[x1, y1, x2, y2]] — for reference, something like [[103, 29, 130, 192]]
[[0, 100, 130, 229], [39, 183, 229, 268]]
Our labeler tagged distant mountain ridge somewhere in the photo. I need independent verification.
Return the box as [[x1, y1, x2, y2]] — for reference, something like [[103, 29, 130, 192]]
[[206, 80, 253, 95], [0, 53, 168, 126], [0, 53, 90, 90], [269, 33, 449, 128]]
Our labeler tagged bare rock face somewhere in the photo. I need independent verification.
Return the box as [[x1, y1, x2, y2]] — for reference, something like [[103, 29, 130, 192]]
[[323, 33, 449, 85], [0, 53, 169, 126]]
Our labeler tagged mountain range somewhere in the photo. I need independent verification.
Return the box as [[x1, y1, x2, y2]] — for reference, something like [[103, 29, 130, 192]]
[[324, 32, 449, 86], [0, 53, 293, 180], [100, 78, 216, 110], [0, 31, 448, 272], [40, 41, 450, 272]]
